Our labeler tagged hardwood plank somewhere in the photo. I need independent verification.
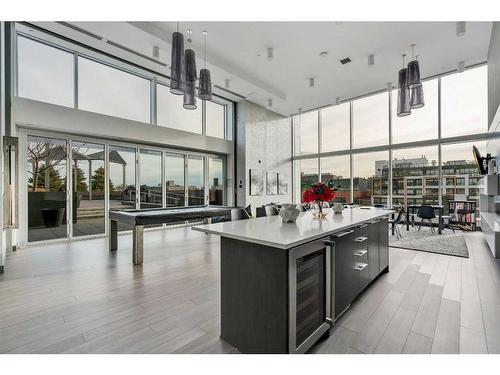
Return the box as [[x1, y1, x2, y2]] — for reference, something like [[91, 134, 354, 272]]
[[351, 290, 405, 353], [429, 256, 449, 287], [403, 332, 432, 354], [431, 299, 460, 354], [481, 303, 500, 354], [374, 307, 416, 354], [399, 272, 430, 312], [460, 326, 488, 354], [442, 257, 462, 302], [411, 284, 443, 338]]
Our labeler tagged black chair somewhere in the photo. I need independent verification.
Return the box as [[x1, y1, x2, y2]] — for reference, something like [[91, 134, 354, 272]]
[[373, 204, 385, 208], [231, 208, 250, 221], [255, 207, 266, 218], [244, 204, 252, 218], [265, 205, 279, 216], [388, 207, 406, 239], [417, 205, 436, 233]]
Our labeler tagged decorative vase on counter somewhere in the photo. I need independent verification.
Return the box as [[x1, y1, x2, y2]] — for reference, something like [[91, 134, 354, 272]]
[[301, 181, 337, 219], [279, 204, 300, 223], [332, 202, 344, 214], [312, 201, 330, 218]]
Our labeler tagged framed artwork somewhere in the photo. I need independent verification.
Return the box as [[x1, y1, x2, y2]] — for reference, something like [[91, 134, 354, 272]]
[[266, 172, 278, 195], [249, 169, 264, 196], [278, 173, 288, 195]]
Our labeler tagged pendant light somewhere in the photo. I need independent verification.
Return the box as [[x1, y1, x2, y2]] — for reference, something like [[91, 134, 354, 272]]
[[183, 29, 197, 110], [170, 22, 185, 95], [407, 44, 422, 89], [198, 30, 212, 101], [397, 54, 411, 117], [410, 55, 425, 109]]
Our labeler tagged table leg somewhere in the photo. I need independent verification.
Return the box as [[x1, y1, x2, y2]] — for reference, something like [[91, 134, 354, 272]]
[[133, 225, 144, 265], [438, 208, 442, 235], [110, 220, 118, 251]]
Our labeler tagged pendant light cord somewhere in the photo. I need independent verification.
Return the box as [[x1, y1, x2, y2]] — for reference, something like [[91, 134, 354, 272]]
[[203, 31, 207, 69]]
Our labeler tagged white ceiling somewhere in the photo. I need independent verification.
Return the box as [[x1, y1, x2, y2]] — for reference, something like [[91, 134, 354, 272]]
[[131, 22, 493, 116], [54, 21, 493, 116]]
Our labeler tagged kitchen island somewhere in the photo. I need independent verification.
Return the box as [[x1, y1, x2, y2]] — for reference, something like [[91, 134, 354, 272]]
[[192, 207, 392, 354]]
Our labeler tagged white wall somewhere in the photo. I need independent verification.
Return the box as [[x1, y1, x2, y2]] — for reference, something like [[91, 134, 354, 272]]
[[236, 101, 292, 213], [0, 22, 5, 272]]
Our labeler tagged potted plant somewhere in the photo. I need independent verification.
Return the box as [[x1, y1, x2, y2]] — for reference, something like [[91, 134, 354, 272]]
[[302, 181, 336, 218]]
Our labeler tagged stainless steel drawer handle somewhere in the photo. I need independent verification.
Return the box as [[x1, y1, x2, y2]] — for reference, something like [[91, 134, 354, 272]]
[[355, 263, 368, 271], [334, 230, 354, 238], [370, 220, 381, 224], [354, 236, 368, 243], [354, 250, 367, 257], [358, 224, 368, 229]]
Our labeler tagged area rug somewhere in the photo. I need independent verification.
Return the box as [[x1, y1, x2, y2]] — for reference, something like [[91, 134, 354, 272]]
[[389, 228, 469, 258]]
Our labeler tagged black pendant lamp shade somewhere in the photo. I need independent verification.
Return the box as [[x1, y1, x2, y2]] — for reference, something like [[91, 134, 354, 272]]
[[198, 31, 212, 101], [183, 79, 197, 110], [183, 45, 198, 110], [410, 84, 425, 109], [397, 67, 411, 117], [170, 31, 185, 95], [407, 59, 421, 89], [198, 69, 212, 100]]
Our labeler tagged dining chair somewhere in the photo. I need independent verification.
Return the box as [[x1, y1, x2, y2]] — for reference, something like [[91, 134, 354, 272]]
[[388, 206, 405, 239], [255, 207, 266, 218], [265, 205, 279, 216], [417, 205, 436, 233], [231, 208, 250, 221]]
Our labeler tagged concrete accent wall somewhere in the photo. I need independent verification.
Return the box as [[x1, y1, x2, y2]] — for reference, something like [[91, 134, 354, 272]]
[[236, 101, 292, 212]]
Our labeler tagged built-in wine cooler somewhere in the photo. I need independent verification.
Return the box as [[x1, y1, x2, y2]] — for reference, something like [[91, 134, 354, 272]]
[[288, 237, 332, 353]]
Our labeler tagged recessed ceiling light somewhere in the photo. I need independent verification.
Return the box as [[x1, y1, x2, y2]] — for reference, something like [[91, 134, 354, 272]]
[[456, 21, 466, 37], [309, 78, 315, 88], [368, 54, 375, 66], [152, 46, 160, 59], [458, 61, 465, 73], [225, 79, 230, 89], [340, 57, 351, 65], [268, 99, 273, 107], [319, 51, 328, 58]]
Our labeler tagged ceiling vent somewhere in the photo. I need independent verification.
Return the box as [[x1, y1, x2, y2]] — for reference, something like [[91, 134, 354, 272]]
[[340, 57, 351, 65]]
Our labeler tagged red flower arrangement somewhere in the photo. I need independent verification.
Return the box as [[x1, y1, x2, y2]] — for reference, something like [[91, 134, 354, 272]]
[[302, 182, 336, 215]]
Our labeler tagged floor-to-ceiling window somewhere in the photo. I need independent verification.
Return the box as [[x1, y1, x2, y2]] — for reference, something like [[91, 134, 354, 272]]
[[109, 145, 136, 231], [139, 149, 162, 209], [27, 136, 68, 242], [208, 157, 225, 205], [292, 65, 492, 212], [71, 141, 106, 237], [165, 152, 186, 207], [320, 155, 351, 203], [187, 156, 205, 206], [353, 151, 389, 206]]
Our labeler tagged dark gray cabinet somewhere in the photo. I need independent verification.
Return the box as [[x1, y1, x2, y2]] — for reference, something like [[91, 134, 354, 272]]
[[333, 229, 357, 318], [379, 218, 389, 272], [368, 220, 381, 280]]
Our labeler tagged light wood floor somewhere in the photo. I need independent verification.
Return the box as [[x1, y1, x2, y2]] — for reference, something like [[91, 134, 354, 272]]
[[1, 228, 499, 354]]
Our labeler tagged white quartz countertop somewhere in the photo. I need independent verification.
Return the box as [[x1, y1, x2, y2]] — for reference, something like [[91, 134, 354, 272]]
[[192, 207, 393, 249]]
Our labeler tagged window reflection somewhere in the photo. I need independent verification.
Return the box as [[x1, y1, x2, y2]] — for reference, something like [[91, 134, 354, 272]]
[[209, 157, 224, 205], [165, 153, 185, 207], [188, 156, 205, 206], [139, 149, 162, 209]]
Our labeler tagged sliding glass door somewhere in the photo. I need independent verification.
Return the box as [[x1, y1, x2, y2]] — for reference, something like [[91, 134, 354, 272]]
[[27, 135, 68, 242], [165, 152, 185, 207], [139, 149, 163, 209], [71, 141, 105, 237], [208, 157, 224, 205], [109, 145, 137, 231], [187, 155, 205, 206]]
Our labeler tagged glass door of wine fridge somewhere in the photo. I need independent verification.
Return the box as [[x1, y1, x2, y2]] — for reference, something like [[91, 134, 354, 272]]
[[288, 237, 332, 353]]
